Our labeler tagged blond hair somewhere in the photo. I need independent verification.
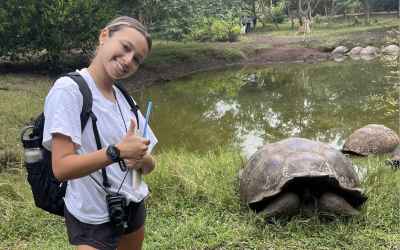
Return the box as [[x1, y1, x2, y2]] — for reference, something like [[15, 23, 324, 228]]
[[93, 16, 152, 58]]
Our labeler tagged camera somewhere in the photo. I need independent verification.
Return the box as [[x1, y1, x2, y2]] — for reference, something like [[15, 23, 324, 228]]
[[106, 193, 129, 229]]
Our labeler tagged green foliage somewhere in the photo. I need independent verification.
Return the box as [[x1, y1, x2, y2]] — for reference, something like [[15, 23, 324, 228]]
[[337, 0, 361, 16], [314, 14, 321, 24], [370, 31, 399, 117], [0, 0, 117, 69], [210, 20, 242, 42], [353, 15, 363, 25], [265, 0, 286, 24], [152, 0, 243, 41]]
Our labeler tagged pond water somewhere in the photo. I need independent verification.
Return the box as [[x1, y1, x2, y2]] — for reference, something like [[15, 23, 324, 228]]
[[132, 58, 398, 158]]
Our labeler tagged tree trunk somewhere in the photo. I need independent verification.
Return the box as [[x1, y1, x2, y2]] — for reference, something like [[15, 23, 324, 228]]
[[365, 10, 370, 25], [286, 4, 295, 29], [273, 18, 280, 30], [256, 14, 267, 27], [327, 0, 335, 28], [296, 0, 306, 26]]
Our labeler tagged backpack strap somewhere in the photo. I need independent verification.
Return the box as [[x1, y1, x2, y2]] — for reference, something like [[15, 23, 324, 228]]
[[54, 72, 92, 132], [114, 82, 140, 129], [53, 72, 111, 189]]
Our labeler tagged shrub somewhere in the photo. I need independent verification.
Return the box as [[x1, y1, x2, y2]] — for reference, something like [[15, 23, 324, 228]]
[[0, 0, 117, 69], [353, 16, 363, 26], [314, 14, 321, 24], [210, 20, 242, 42]]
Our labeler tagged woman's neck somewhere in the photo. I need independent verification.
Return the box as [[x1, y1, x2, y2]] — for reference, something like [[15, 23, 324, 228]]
[[87, 59, 116, 102]]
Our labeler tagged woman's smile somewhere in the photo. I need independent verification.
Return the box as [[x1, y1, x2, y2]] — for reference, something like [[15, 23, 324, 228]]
[[115, 58, 127, 72]]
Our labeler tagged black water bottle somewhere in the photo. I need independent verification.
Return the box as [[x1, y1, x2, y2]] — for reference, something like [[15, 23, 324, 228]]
[[21, 126, 45, 164]]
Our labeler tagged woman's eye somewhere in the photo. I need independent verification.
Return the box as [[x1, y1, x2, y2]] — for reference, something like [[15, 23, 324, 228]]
[[133, 58, 140, 64], [122, 44, 128, 50]]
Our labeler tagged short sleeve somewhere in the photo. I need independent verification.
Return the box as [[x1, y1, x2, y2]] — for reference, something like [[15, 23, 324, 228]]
[[42, 77, 83, 151]]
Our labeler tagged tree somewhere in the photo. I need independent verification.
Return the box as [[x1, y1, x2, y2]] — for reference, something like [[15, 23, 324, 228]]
[[0, 0, 117, 68], [294, 0, 322, 30], [337, 0, 360, 23], [265, 1, 286, 30], [285, 0, 296, 29], [325, 0, 338, 28], [358, 0, 378, 25]]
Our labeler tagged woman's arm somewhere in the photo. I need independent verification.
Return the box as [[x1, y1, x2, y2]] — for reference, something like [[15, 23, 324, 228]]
[[52, 118, 150, 182]]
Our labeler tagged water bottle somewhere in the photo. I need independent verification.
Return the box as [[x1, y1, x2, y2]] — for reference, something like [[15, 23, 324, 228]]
[[21, 126, 45, 164]]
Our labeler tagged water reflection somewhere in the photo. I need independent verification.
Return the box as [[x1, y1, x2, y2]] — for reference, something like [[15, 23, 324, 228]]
[[132, 59, 398, 157]]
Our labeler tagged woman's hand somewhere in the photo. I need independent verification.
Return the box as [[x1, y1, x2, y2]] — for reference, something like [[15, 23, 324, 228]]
[[124, 153, 155, 175], [116, 118, 150, 160]]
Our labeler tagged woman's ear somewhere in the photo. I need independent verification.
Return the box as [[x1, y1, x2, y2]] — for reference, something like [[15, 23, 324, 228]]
[[99, 28, 109, 43]]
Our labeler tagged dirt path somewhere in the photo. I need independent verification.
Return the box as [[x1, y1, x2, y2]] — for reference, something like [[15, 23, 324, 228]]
[[118, 32, 393, 92]]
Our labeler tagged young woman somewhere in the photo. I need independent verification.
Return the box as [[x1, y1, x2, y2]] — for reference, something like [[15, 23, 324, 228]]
[[43, 16, 157, 250]]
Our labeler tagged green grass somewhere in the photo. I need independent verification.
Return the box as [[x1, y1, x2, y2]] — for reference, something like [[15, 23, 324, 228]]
[[0, 73, 399, 249], [253, 13, 399, 38]]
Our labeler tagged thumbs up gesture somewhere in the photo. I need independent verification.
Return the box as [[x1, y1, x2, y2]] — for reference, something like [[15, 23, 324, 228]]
[[115, 118, 150, 160]]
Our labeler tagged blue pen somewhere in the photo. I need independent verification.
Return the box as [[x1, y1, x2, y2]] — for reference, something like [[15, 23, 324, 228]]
[[143, 102, 152, 138]]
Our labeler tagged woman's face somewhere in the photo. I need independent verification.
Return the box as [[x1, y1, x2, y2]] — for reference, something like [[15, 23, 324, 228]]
[[98, 27, 149, 80]]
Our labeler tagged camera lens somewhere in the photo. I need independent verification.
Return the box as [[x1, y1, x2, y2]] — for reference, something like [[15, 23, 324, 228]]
[[110, 207, 125, 221]]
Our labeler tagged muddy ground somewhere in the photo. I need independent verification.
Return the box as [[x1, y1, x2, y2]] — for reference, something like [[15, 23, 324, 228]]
[[119, 32, 393, 92]]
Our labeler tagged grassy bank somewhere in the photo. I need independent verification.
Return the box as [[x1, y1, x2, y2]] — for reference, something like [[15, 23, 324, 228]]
[[253, 13, 399, 38], [141, 45, 269, 71], [0, 73, 399, 249]]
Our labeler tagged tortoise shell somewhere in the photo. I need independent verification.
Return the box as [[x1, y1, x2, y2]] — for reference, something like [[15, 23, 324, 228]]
[[239, 138, 367, 210], [360, 46, 380, 55], [332, 46, 348, 54], [383, 45, 399, 55], [348, 47, 364, 55], [342, 124, 399, 156]]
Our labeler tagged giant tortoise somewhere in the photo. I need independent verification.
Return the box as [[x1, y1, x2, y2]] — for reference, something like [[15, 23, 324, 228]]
[[348, 47, 364, 55], [332, 46, 349, 54], [383, 45, 399, 55], [342, 124, 399, 156], [239, 138, 368, 220], [360, 46, 380, 55]]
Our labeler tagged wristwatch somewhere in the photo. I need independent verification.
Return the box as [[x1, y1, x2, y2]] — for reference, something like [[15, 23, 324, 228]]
[[106, 144, 122, 162]]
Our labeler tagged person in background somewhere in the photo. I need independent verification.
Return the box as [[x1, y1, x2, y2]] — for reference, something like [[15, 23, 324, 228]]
[[246, 15, 251, 33], [241, 16, 246, 35], [253, 16, 257, 31]]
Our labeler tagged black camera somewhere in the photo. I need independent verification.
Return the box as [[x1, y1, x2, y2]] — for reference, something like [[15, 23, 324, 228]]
[[106, 193, 129, 229]]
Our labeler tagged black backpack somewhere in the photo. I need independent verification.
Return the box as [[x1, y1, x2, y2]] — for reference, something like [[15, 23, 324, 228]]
[[21, 72, 140, 217]]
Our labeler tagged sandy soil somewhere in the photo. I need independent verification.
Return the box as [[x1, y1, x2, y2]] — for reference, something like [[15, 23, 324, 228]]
[[119, 32, 393, 92]]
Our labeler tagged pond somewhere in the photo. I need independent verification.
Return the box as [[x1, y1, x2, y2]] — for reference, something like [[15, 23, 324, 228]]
[[132, 58, 398, 158]]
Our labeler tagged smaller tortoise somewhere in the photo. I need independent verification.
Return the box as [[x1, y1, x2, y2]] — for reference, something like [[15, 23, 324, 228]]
[[360, 46, 380, 55], [348, 47, 364, 55], [332, 46, 349, 54], [239, 138, 368, 220], [342, 124, 399, 156]]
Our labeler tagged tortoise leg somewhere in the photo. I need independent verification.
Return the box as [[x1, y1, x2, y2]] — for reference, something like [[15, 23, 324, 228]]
[[257, 192, 300, 219], [318, 192, 360, 219]]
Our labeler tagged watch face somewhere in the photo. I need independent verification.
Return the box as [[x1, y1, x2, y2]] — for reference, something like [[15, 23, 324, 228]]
[[107, 145, 119, 159]]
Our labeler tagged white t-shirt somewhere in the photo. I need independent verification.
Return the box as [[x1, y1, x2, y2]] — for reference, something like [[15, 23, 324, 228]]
[[43, 68, 157, 224]]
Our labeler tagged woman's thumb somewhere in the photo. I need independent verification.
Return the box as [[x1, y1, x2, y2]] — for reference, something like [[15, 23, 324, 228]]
[[128, 118, 136, 132]]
